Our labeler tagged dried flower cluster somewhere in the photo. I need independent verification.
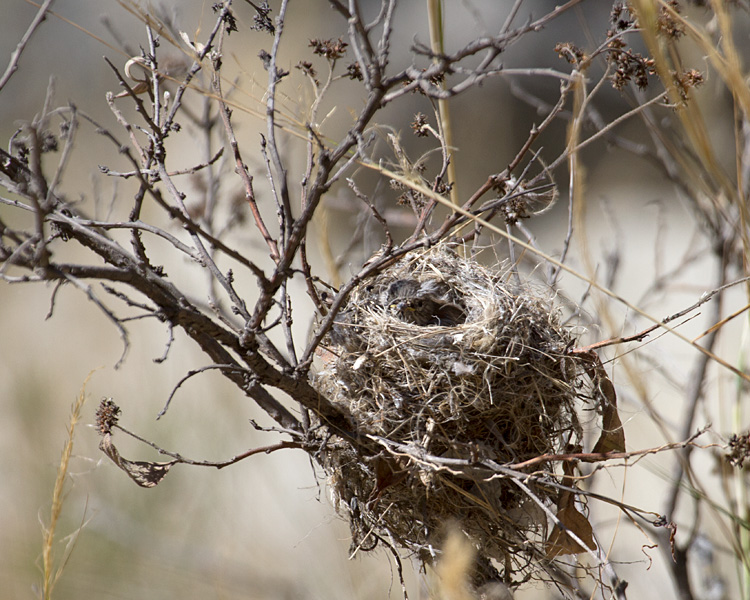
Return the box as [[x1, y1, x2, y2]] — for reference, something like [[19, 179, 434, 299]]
[[727, 432, 750, 468], [309, 37, 348, 60], [606, 1, 695, 92], [95, 398, 121, 435], [606, 5, 656, 90]]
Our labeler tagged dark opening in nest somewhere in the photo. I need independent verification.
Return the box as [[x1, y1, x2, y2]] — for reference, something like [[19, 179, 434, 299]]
[[314, 244, 599, 585]]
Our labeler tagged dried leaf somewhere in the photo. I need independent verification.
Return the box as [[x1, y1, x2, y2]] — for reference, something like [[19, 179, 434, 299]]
[[368, 456, 409, 502], [579, 350, 626, 453], [546, 461, 596, 558], [593, 392, 626, 453], [545, 503, 596, 557], [99, 434, 177, 488], [653, 516, 678, 562]]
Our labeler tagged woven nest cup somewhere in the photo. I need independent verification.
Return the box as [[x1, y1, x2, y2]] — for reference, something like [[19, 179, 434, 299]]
[[314, 244, 593, 585]]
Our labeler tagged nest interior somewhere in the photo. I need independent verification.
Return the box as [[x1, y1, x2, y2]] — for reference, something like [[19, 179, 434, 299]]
[[314, 244, 593, 583]]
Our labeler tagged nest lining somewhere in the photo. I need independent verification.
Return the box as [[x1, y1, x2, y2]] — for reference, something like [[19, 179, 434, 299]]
[[314, 244, 593, 584]]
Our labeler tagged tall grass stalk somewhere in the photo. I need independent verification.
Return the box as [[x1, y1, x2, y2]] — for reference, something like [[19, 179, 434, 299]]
[[40, 374, 92, 600]]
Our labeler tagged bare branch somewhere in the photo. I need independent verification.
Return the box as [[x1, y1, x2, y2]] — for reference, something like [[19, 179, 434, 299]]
[[0, 0, 55, 91]]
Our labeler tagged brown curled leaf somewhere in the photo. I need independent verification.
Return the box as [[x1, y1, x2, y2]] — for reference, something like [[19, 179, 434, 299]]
[[545, 502, 596, 558], [576, 349, 626, 453], [99, 433, 177, 488], [545, 461, 596, 557]]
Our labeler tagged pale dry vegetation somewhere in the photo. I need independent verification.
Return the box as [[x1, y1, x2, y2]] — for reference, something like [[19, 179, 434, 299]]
[[1, 1, 749, 599]]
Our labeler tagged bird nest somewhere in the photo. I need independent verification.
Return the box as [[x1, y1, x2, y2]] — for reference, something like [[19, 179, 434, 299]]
[[313, 244, 612, 586]]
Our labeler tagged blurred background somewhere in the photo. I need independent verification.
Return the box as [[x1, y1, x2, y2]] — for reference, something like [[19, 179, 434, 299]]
[[1, 1, 747, 598]]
